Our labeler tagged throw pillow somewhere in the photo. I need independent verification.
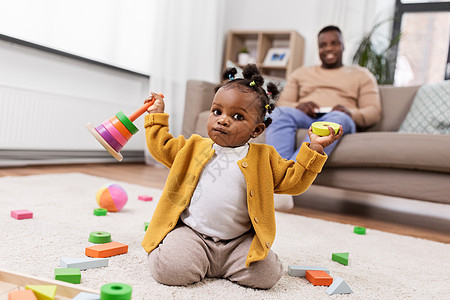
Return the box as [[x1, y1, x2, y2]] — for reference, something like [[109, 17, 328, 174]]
[[398, 80, 450, 134]]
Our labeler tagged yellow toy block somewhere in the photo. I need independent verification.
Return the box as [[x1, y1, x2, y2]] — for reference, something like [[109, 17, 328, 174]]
[[25, 285, 57, 300]]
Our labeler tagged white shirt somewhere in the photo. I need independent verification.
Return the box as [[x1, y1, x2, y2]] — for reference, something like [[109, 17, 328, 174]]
[[180, 143, 251, 241]]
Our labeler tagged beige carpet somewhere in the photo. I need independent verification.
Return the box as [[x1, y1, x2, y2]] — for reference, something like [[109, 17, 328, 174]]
[[1, 173, 449, 299]]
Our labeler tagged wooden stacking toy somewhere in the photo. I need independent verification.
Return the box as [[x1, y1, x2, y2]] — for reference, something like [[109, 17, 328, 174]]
[[86, 93, 164, 161]]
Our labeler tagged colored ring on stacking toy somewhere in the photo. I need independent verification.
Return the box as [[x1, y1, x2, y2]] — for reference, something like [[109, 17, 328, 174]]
[[101, 283, 132, 300], [89, 231, 112, 244], [109, 116, 133, 140], [102, 120, 128, 146], [116, 111, 139, 135], [94, 208, 108, 216], [95, 125, 123, 152], [86, 123, 123, 161]]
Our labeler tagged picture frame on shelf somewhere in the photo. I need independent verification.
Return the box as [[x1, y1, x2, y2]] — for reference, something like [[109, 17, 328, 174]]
[[263, 47, 290, 66]]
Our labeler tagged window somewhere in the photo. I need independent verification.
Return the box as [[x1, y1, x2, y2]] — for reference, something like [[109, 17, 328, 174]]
[[392, 0, 450, 86]]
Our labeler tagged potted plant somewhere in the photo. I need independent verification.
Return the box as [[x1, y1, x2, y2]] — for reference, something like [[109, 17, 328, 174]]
[[352, 19, 401, 85], [238, 47, 251, 65]]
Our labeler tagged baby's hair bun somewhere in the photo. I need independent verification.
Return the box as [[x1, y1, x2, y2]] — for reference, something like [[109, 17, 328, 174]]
[[266, 82, 280, 99], [264, 117, 273, 127], [242, 64, 264, 87], [222, 67, 238, 81]]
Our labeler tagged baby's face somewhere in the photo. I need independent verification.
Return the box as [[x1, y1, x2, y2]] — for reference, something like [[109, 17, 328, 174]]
[[207, 87, 264, 147]]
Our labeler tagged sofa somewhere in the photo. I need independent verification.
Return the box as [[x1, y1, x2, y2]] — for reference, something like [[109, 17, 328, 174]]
[[182, 79, 450, 207]]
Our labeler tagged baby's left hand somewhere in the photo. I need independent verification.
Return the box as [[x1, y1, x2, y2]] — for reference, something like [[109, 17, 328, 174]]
[[307, 125, 343, 154], [145, 93, 165, 114]]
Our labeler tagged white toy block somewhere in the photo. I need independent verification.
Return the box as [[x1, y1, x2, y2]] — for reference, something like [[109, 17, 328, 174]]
[[326, 277, 353, 295], [72, 292, 101, 300], [60, 257, 108, 270], [288, 265, 330, 277]]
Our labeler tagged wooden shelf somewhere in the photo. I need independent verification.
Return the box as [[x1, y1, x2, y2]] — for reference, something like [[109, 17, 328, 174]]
[[224, 30, 304, 79]]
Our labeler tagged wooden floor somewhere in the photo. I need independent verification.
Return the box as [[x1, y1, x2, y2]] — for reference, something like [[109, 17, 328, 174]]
[[1, 162, 449, 244]]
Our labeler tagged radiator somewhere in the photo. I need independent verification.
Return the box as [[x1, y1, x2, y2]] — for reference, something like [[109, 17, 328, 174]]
[[0, 35, 151, 166], [0, 84, 148, 165]]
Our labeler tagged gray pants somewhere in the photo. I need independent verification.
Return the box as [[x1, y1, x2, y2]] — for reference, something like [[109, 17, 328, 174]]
[[148, 223, 283, 289]]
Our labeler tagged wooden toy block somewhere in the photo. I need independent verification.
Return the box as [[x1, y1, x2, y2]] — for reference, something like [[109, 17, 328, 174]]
[[10, 210, 33, 220], [326, 277, 353, 295], [305, 270, 333, 286], [144, 222, 149, 231], [332, 252, 349, 265], [1, 278, 18, 294], [60, 257, 108, 270], [72, 292, 101, 300], [54, 268, 81, 284], [354, 226, 366, 234], [288, 265, 330, 277], [138, 195, 153, 201], [85, 241, 128, 258], [8, 289, 38, 300], [25, 285, 57, 300], [1, 269, 99, 299]]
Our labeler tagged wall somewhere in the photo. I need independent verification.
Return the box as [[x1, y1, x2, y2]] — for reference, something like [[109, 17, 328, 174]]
[[0, 38, 149, 166], [0, 0, 153, 164], [0, 0, 153, 74]]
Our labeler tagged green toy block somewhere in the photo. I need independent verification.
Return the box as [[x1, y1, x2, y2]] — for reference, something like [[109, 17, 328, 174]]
[[25, 285, 57, 300], [54, 268, 81, 284], [144, 222, 149, 231], [332, 252, 349, 266], [354, 226, 366, 234]]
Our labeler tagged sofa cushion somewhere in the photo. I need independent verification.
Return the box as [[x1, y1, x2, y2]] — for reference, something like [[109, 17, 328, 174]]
[[195, 110, 210, 137], [182, 80, 216, 138], [326, 132, 450, 173], [368, 85, 419, 132], [398, 81, 450, 134]]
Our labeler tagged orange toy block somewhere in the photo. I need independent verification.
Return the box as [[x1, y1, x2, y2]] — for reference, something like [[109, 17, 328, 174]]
[[305, 270, 333, 286], [85, 241, 128, 258], [8, 290, 38, 300]]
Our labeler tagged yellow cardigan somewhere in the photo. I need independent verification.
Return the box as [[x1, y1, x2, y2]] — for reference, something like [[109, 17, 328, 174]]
[[141, 113, 327, 267]]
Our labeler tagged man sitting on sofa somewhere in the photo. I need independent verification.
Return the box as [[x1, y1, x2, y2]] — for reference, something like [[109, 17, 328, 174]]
[[266, 25, 382, 209]]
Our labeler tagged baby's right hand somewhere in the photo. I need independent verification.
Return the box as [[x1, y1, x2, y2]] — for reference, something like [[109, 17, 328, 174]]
[[146, 93, 165, 114]]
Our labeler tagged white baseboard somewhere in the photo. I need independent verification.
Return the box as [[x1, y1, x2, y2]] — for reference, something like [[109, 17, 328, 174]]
[[0, 150, 145, 167]]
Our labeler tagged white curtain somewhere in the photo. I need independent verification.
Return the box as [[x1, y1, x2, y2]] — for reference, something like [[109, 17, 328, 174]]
[[147, 0, 225, 137]]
